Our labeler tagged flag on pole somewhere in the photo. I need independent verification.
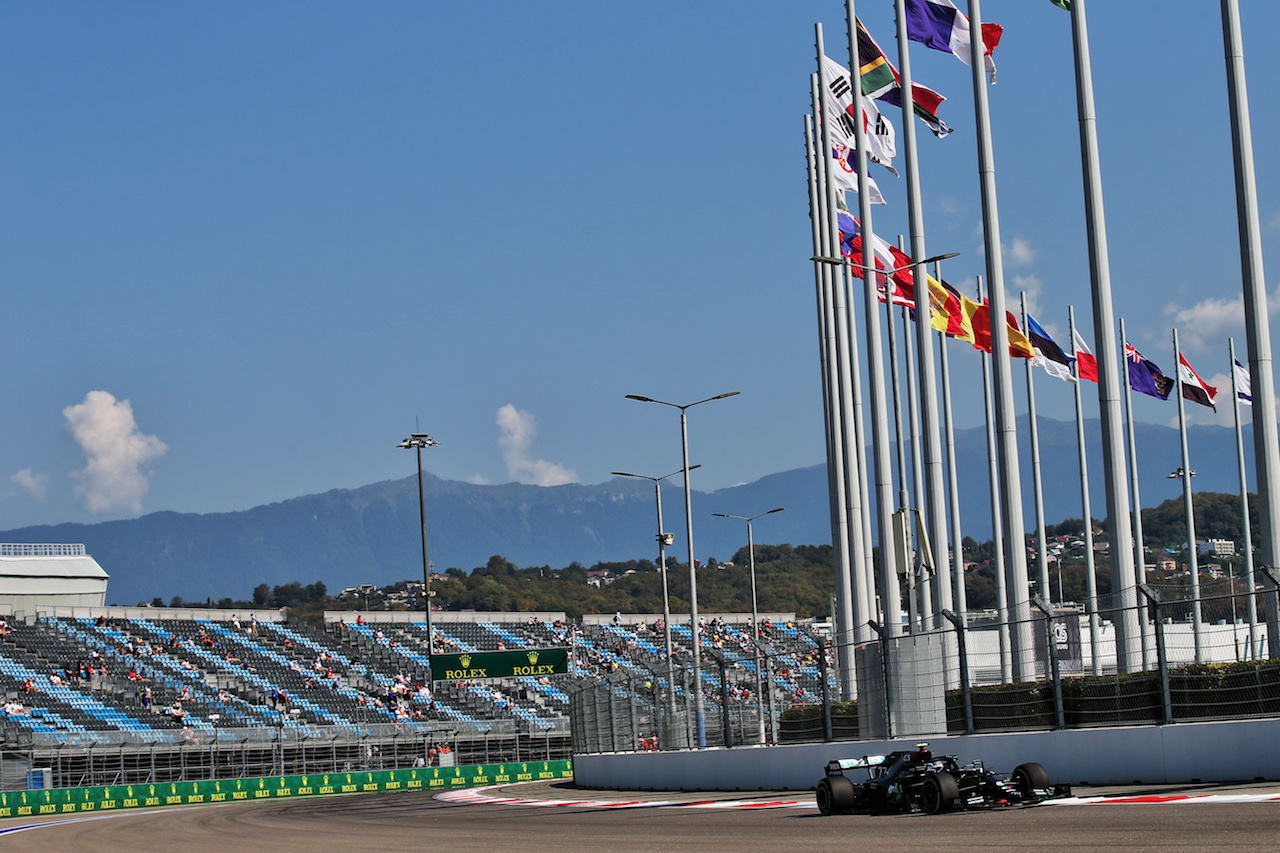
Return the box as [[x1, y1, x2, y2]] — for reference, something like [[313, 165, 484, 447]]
[[1235, 359, 1252, 405], [1177, 352, 1218, 411], [827, 144, 887, 204], [1049, 0, 1071, 9], [1071, 328, 1098, 383], [856, 19, 954, 138], [905, 0, 1003, 74], [837, 212, 912, 301], [822, 55, 898, 175], [930, 279, 973, 341], [1026, 315, 1076, 382], [968, 301, 1035, 358], [1125, 343, 1174, 400]]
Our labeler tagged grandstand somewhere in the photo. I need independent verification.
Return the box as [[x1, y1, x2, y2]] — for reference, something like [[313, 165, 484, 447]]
[[0, 544, 829, 791]]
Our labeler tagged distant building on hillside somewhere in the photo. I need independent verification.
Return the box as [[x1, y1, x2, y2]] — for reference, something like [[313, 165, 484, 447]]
[[1208, 539, 1236, 558], [0, 544, 108, 616]]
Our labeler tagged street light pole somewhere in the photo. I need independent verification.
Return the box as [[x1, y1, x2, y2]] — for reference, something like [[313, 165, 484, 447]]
[[1169, 464, 1202, 661], [398, 433, 439, 654], [613, 464, 701, 745], [626, 392, 739, 748], [712, 507, 784, 745]]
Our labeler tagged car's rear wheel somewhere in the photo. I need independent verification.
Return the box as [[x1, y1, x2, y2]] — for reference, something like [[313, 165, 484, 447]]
[[920, 771, 959, 814], [1012, 762, 1049, 797], [815, 775, 855, 815]]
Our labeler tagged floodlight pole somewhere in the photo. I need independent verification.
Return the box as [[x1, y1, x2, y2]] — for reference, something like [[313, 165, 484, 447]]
[[713, 507, 785, 745], [613, 464, 701, 744], [398, 433, 439, 654], [626, 392, 739, 748]]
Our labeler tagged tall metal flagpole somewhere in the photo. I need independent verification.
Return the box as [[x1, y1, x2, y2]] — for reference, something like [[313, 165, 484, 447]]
[[1229, 337, 1259, 658], [1173, 329, 1204, 664], [937, 260, 967, 620], [1220, 0, 1280, 659], [816, 33, 874, 675], [844, 2, 903, 640], [803, 104, 855, 696], [1021, 293, 1051, 603], [1070, 307, 1102, 675], [1119, 319, 1152, 669], [966, 0, 1032, 680], [980, 279, 1011, 681], [892, 0, 952, 635], [1066, 0, 1139, 673]]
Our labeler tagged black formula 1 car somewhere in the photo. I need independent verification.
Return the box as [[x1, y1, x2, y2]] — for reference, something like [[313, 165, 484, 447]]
[[815, 743, 1072, 815]]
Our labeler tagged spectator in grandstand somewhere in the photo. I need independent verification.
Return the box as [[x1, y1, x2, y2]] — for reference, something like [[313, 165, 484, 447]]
[[3, 699, 26, 716], [21, 678, 36, 693], [0, 618, 9, 638], [142, 685, 152, 709], [170, 702, 186, 719]]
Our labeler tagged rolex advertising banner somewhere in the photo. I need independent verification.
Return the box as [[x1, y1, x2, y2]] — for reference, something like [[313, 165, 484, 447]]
[[0, 761, 574, 819], [430, 647, 570, 681]]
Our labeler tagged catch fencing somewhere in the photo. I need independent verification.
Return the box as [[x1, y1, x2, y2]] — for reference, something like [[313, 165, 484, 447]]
[[0, 721, 571, 791], [570, 582, 1280, 752]]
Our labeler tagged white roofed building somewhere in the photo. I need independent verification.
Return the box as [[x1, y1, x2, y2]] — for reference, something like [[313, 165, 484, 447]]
[[0, 544, 109, 616]]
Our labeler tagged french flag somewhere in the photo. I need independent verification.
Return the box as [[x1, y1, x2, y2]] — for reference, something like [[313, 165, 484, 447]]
[[905, 0, 1003, 74]]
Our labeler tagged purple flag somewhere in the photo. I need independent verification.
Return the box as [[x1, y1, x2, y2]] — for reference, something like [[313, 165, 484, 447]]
[[1125, 343, 1173, 400]]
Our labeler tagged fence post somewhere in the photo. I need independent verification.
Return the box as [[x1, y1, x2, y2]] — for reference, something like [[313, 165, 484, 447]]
[[1032, 598, 1064, 730], [941, 610, 973, 735], [867, 621, 892, 739], [1258, 565, 1280, 662], [1139, 584, 1172, 724], [713, 655, 732, 748], [606, 674, 619, 753], [818, 640, 832, 742], [797, 627, 832, 743]]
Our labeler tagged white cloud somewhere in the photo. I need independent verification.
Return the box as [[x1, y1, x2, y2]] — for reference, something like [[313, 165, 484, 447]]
[[1005, 236, 1038, 269], [1162, 285, 1280, 355], [468, 474, 490, 486], [10, 468, 48, 501], [1268, 208, 1280, 237], [1011, 274, 1044, 323], [63, 391, 168, 514], [495, 404, 577, 487]]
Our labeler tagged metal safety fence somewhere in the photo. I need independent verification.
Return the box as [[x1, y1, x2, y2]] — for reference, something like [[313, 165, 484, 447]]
[[570, 581, 1280, 752], [0, 722, 571, 791]]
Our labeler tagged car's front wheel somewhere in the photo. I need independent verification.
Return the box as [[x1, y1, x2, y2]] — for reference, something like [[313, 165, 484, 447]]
[[1012, 762, 1049, 797], [920, 772, 959, 814]]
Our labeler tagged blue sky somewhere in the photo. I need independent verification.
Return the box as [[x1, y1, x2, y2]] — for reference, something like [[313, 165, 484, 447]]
[[2, 2, 1278, 530]]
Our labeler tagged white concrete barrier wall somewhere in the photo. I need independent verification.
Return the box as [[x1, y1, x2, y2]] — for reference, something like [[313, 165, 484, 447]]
[[574, 719, 1280, 791]]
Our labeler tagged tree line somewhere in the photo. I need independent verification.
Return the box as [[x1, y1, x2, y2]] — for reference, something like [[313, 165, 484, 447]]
[[145, 493, 1258, 623]]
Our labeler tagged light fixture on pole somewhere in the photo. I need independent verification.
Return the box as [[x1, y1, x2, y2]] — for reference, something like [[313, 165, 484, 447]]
[[398, 432, 439, 655], [613, 463, 701, 743], [625, 391, 739, 748], [712, 506, 785, 745]]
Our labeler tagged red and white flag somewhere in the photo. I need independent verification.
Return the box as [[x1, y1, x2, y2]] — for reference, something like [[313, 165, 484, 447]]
[[1072, 329, 1098, 383], [1178, 352, 1218, 410]]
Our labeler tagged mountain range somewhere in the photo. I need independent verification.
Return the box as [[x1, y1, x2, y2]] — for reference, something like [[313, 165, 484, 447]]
[[0, 416, 1259, 606]]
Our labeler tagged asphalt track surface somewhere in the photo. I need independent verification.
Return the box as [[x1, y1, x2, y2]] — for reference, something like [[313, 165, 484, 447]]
[[2, 780, 1278, 853]]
